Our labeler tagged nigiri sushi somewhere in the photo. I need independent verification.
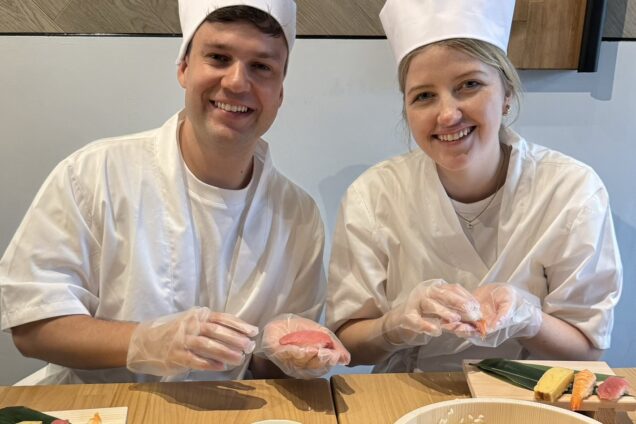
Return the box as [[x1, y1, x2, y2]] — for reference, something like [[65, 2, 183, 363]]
[[279, 330, 334, 349], [534, 367, 574, 402], [570, 369, 596, 410], [597, 376, 631, 401]]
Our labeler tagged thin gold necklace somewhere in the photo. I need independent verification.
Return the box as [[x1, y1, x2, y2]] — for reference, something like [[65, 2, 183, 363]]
[[455, 144, 508, 230]]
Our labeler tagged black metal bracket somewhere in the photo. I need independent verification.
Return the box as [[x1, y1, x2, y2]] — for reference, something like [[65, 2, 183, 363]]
[[578, 0, 608, 72]]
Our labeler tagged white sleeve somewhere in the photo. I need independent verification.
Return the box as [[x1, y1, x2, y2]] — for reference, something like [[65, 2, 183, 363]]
[[325, 185, 390, 332], [286, 201, 327, 322], [543, 188, 623, 349], [0, 158, 100, 331]]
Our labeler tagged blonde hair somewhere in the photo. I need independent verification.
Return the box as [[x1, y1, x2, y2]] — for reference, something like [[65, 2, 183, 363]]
[[398, 38, 522, 122]]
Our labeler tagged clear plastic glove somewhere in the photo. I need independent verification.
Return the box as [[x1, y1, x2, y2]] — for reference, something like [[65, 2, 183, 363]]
[[463, 283, 543, 347], [259, 314, 351, 379], [381, 279, 484, 347], [127, 307, 259, 376]]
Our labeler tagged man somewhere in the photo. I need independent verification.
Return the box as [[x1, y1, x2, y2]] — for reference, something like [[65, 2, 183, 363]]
[[0, 0, 348, 383]]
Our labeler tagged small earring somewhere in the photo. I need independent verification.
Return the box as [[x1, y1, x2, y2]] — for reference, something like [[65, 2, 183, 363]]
[[503, 104, 511, 116]]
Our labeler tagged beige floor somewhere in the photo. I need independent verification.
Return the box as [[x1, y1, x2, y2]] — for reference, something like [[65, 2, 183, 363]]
[[0, 0, 633, 38]]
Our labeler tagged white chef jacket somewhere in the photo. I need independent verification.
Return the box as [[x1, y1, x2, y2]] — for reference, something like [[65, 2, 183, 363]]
[[326, 129, 622, 373], [0, 111, 326, 383]]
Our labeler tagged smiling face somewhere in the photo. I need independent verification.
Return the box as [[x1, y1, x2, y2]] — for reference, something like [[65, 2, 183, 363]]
[[177, 20, 287, 153], [404, 44, 510, 180]]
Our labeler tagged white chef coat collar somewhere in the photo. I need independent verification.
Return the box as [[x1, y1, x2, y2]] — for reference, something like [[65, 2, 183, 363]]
[[161, 111, 274, 206]]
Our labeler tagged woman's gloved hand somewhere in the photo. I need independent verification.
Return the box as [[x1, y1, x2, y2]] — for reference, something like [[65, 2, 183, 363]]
[[259, 314, 350, 379], [127, 307, 259, 376], [464, 283, 543, 347], [381, 279, 484, 347]]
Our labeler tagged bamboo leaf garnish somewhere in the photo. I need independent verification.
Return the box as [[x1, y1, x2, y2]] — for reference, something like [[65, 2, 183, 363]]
[[471, 358, 614, 394], [472, 358, 543, 391], [520, 362, 613, 382], [0, 406, 61, 424]]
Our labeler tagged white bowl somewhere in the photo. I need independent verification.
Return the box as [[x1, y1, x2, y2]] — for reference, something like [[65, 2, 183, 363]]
[[394, 398, 600, 424]]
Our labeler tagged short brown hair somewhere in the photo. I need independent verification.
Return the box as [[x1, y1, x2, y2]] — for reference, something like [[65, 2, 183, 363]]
[[185, 6, 289, 73], [205, 6, 285, 41]]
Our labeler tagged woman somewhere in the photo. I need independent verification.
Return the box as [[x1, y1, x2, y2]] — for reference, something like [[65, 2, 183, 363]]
[[326, 0, 622, 372]]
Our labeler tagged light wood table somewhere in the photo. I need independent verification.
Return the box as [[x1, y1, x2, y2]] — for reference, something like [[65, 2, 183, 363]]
[[0, 378, 337, 423], [332, 369, 636, 424], [615, 369, 636, 424], [332, 372, 471, 423]]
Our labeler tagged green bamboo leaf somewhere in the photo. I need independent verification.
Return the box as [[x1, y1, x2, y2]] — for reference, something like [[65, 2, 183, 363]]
[[0, 406, 60, 424], [481, 369, 537, 391], [473, 358, 543, 391], [473, 359, 615, 395], [522, 363, 613, 382]]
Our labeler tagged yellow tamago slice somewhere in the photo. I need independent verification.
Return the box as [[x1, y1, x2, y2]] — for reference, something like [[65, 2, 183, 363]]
[[534, 367, 575, 402]]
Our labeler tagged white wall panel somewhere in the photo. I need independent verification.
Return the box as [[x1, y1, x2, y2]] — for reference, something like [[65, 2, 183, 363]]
[[0, 37, 634, 384]]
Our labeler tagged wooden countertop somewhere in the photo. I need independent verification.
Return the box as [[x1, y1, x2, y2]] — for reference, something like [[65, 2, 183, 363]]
[[2, 369, 634, 423], [332, 371, 470, 424], [332, 369, 636, 424], [616, 369, 636, 423], [0, 378, 337, 423]]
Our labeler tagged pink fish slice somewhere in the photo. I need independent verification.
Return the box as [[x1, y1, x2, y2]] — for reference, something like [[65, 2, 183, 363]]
[[279, 330, 334, 349], [597, 376, 632, 401]]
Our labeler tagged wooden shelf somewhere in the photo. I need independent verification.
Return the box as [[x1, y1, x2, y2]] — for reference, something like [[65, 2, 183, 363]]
[[509, 0, 588, 69], [0, 0, 608, 70]]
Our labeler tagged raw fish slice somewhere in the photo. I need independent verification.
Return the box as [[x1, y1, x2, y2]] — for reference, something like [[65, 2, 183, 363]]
[[279, 330, 334, 349], [597, 376, 631, 401], [473, 319, 487, 338], [570, 369, 596, 410]]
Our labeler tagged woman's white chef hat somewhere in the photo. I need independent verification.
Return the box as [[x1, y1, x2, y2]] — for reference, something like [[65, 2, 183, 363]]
[[380, 0, 516, 65], [176, 0, 297, 64]]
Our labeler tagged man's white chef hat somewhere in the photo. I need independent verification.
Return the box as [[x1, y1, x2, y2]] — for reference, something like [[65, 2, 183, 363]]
[[176, 0, 297, 64], [380, 0, 516, 65]]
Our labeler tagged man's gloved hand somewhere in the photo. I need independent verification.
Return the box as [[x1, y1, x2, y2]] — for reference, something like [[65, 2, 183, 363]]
[[381, 279, 483, 347], [127, 307, 259, 376], [259, 314, 350, 379], [463, 283, 543, 347]]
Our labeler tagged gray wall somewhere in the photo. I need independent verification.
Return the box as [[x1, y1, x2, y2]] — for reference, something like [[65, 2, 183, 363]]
[[605, 0, 636, 38], [0, 37, 634, 385]]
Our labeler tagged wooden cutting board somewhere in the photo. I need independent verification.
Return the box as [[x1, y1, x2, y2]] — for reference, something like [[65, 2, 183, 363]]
[[45, 406, 127, 423], [463, 360, 636, 412]]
